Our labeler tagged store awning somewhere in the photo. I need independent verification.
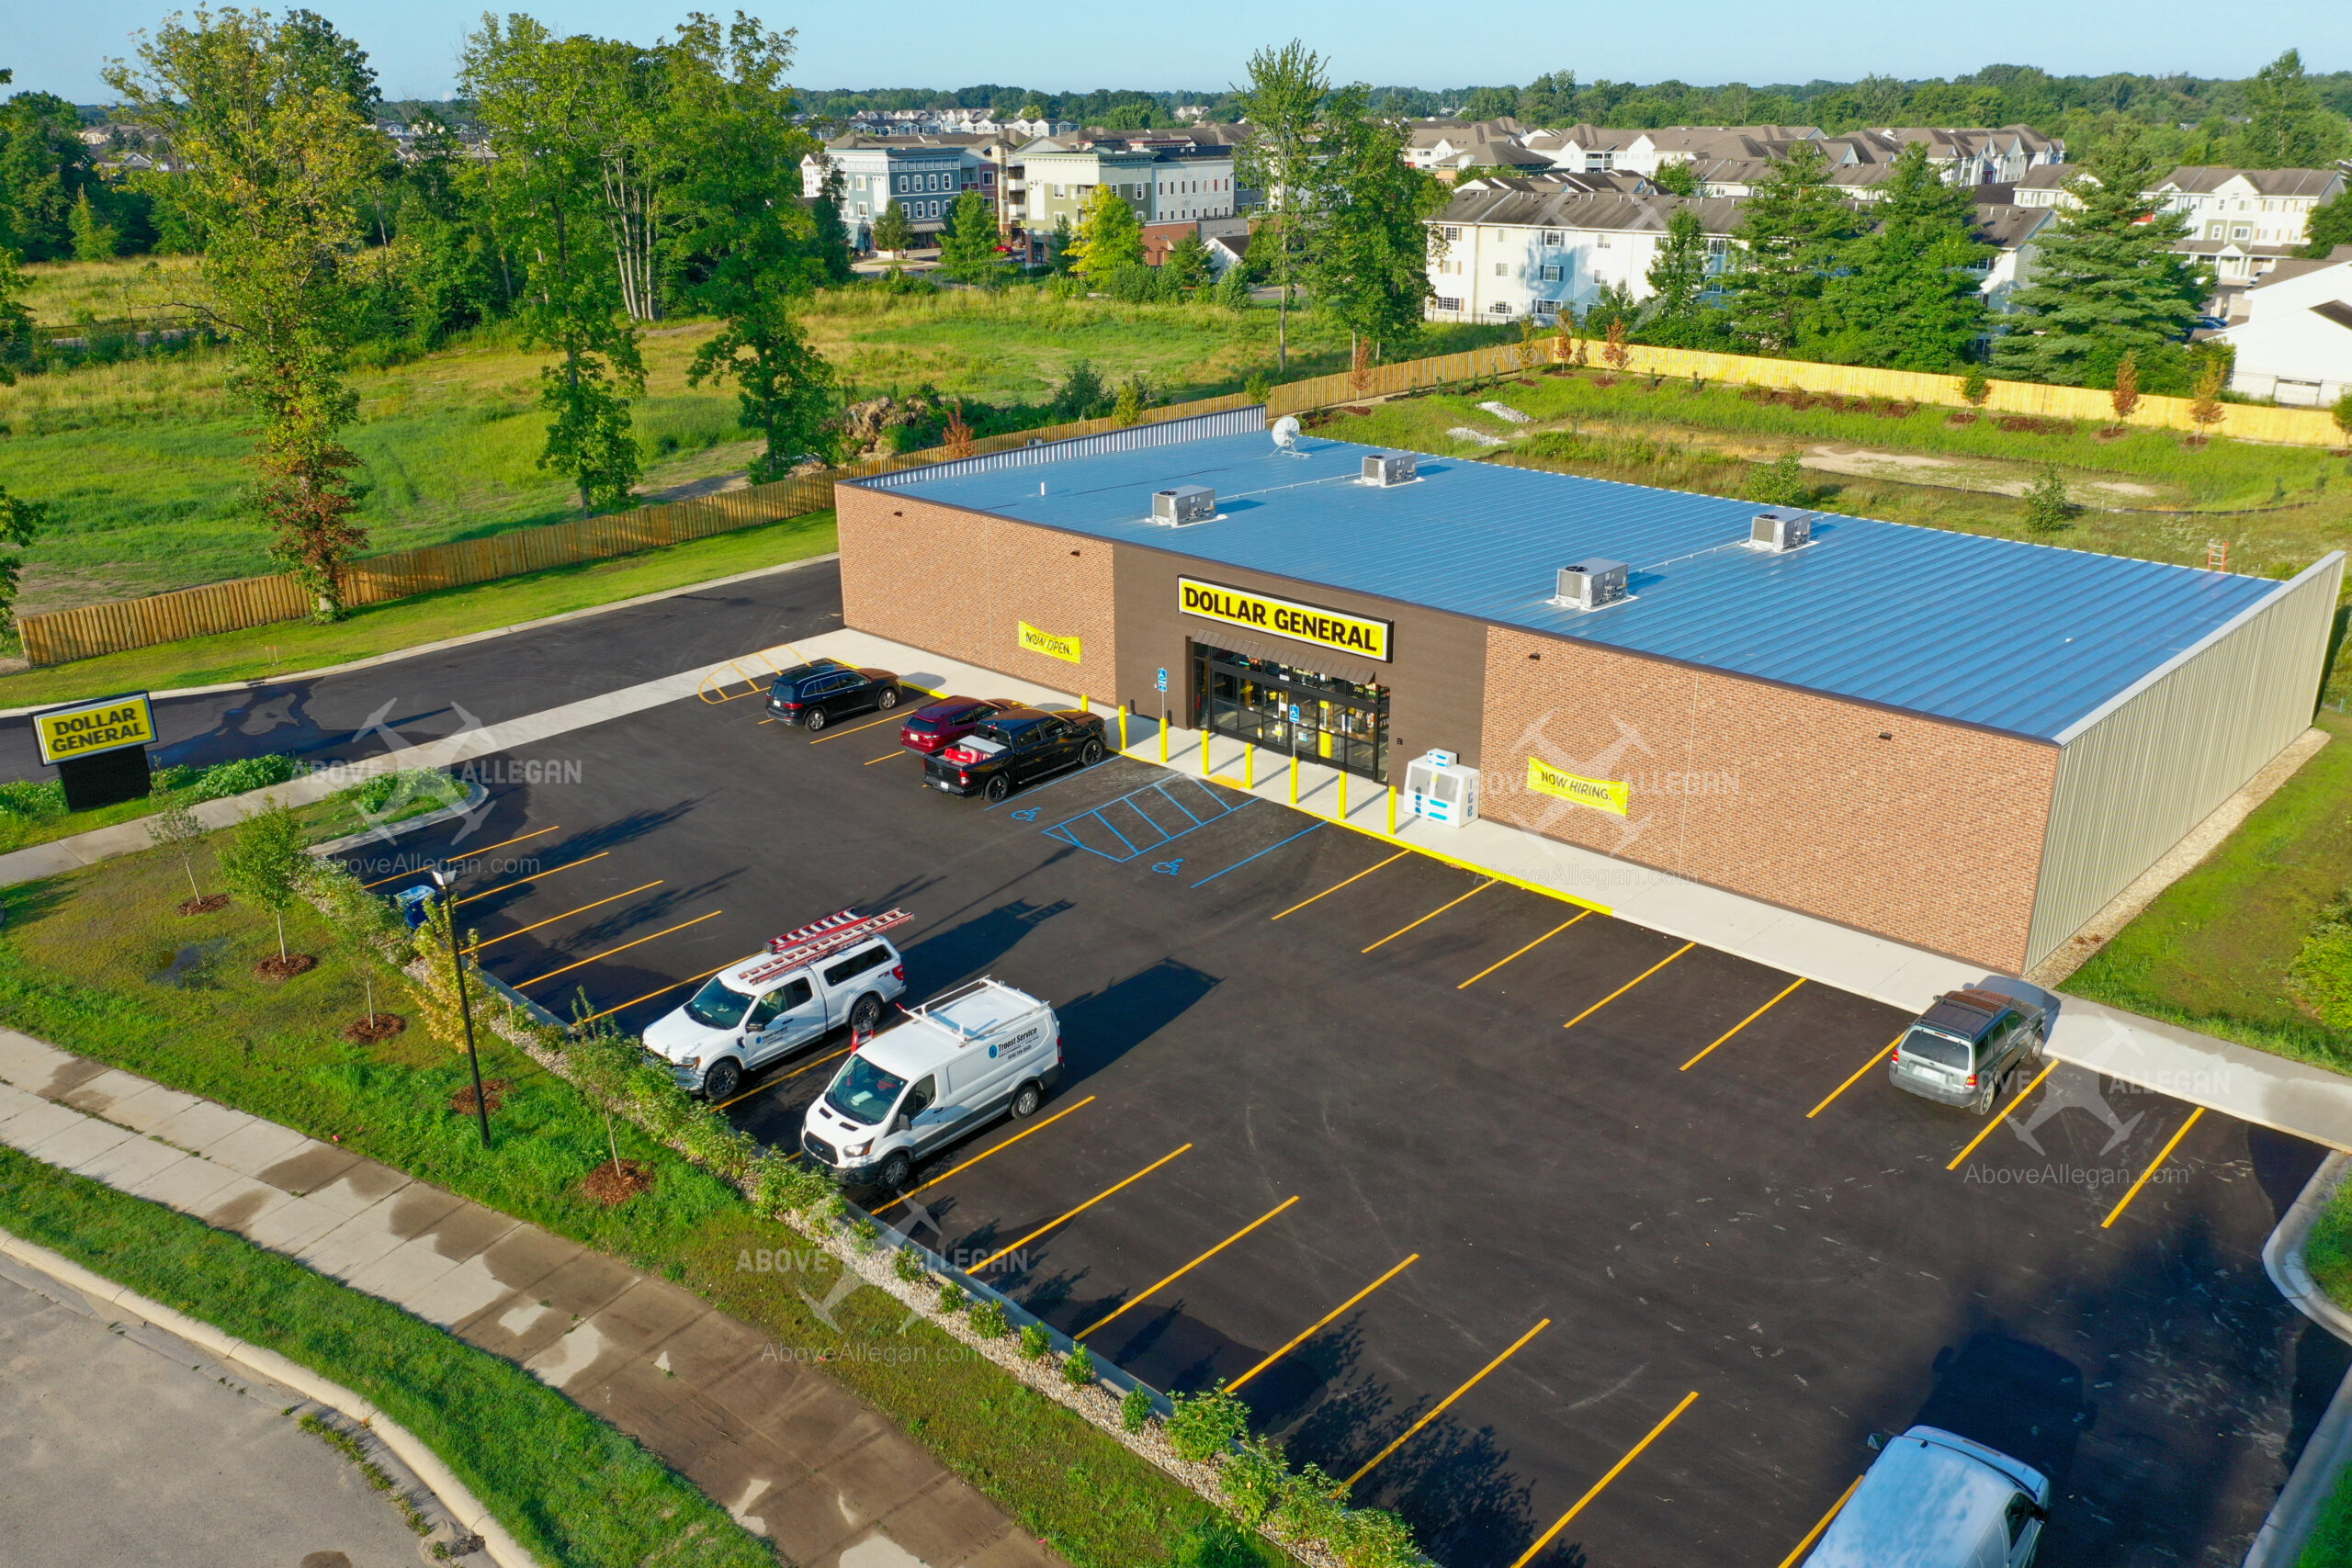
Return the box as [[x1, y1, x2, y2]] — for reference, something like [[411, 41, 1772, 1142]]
[[1189, 632, 1385, 689]]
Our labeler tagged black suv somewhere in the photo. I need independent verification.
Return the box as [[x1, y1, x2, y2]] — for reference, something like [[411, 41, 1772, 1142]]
[[925, 708, 1108, 800], [766, 660, 902, 731]]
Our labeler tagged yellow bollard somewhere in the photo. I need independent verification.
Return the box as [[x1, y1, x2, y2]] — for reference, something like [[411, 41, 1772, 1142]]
[[1159, 711, 1168, 764], [1288, 751, 1299, 806], [1386, 784, 1397, 835], [1338, 770, 1348, 821], [1080, 693, 1090, 713], [1119, 708, 1128, 751], [1244, 745, 1255, 789]]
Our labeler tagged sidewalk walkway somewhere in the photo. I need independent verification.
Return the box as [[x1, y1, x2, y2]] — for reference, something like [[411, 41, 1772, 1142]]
[[0, 1030, 1057, 1568], [803, 626, 2352, 1153]]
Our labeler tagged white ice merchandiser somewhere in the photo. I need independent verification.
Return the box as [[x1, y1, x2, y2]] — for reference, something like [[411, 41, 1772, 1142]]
[[1404, 750, 1480, 827]]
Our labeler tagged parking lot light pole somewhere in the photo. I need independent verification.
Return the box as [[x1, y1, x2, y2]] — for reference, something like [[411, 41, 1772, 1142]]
[[429, 863, 493, 1150]]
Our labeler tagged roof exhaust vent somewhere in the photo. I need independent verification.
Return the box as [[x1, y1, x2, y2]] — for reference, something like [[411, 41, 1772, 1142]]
[[1553, 559, 1629, 612], [1152, 484, 1217, 526], [1361, 452, 1419, 487], [1750, 508, 1814, 552]]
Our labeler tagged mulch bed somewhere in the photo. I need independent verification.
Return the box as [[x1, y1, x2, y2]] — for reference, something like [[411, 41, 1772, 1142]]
[[449, 1077, 508, 1115], [1996, 413, 2073, 434], [582, 1159, 652, 1205], [2095, 424, 2132, 441], [1947, 411, 1981, 426], [2182, 434, 2211, 449], [177, 894, 229, 916], [344, 1012, 408, 1044], [253, 953, 318, 981]]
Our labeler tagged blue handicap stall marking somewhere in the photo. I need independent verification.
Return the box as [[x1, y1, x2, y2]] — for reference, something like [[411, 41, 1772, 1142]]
[[1039, 778, 1256, 864], [1010, 807, 1039, 821], [1152, 858, 1184, 875]]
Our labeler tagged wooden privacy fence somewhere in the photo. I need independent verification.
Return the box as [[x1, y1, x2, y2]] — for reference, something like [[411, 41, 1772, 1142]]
[[18, 342, 2342, 667]]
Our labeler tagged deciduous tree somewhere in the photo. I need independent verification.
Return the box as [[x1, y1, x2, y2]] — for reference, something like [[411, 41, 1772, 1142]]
[[1726, 141, 1856, 355], [1813, 141, 1988, 371], [1066, 182, 1142, 287], [1639, 205, 1713, 346], [1235, 40, 1329, 372], [937, 187, 1007, 285], [1305, 85, 1448, 363]]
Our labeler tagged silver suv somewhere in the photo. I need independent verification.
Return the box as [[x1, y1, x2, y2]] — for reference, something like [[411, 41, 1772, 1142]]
[[1889, 988, 2047, 1115]]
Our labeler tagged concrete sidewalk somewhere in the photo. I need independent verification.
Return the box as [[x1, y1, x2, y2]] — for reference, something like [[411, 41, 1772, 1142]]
[[801, 626, 2352, 1153], [0, 1029, 1058, 1568]]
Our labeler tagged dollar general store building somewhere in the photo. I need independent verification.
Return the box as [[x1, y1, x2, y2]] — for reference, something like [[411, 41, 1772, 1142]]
[[837, 411, 2340, 974]]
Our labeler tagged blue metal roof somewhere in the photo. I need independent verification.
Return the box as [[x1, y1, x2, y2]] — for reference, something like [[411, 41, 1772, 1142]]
[[875, 430, 2283, 740]]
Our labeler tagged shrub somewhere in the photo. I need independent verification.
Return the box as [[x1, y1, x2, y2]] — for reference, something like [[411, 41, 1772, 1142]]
[[2306, 1176, 2352, 1307], [969, 1299, 1009, 1338], [149, 762, 200, 792], [1061, 1346, 1096, 1386], [191, 752, 300, 801], [1271, 1461, 1349, 1543], [1165, 1382, 1249, 1462], [1959, 367, 1990, 408], [0, 778, 65, 818], [1120, 1384, 1153, 1433], [1242, 371, 1271, 405], [2022, 464, 2074, 534], [1019, 1321, 1053, 1360], [2290, 897, 2352, 1030], [936, 1280, 966, 1314], [1746, 451, 1809, 507], [1331, 1507, 1433, 1568], [2334, 389, 2352, 443], [1216, 1435, 1289, 1524], [1172, 1520, 1261, 1568], [892, 1243, 929, 1284], [850, 1217, 879, 1254], [750, 1151, 831, 1217]]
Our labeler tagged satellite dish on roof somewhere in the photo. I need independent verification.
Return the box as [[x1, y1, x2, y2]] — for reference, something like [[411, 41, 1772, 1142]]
[[1271, 415, 1302, 454]]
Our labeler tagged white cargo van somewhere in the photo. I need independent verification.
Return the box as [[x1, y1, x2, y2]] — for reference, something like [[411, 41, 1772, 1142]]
[[643, 908, 910, 1101], [1805, 1426, 2050, 1568], [800, 978, 1061, 1190]]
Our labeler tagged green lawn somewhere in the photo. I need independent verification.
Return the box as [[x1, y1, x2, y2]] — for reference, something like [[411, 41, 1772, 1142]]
[[0, 830, 1284, 1568], [0, 509, 836, 709], [2064, 711, 2352, 1070], [0, 1144, 776, 1568]]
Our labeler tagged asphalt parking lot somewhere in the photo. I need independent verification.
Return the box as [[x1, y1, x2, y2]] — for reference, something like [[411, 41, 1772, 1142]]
[[338, 645, 2338, 1568]]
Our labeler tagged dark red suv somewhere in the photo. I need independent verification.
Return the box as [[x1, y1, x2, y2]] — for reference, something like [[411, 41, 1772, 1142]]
[[899, 696, 1025, 755]]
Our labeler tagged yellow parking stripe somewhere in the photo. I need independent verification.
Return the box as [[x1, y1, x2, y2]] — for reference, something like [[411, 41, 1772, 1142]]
[[1077, 1196, 1300, 1341], [1563, 942, 1694, 1030], [1459, 913, 1589, 988], [808, 707, 910, 744], [462, 880, 663, 953], [1946, 1059, 2056, 1170], [1805, 1034, 1904, 1118], [974, 1144, 1193, 1272], [2102, 1108, 2204, 1228], [1271, 850, 1410, 920], [1363, 879, 1496, 953], [1679, 978, 1806, 1071], [877, 1097, 1099, 1213], [1776, 1475, 1864, 1568], [454, 851, 609, 906], [1228, 1255, 1419, 1392], [865, 748, 912, 764], [360, 825, 560, 887], [1507, 1392, 1702, 1568], [1346, 1316, 1551, 1486], [571, 961, 736, 1028], [515, 910, 724, 989], [712, 1043, 858, 1111]]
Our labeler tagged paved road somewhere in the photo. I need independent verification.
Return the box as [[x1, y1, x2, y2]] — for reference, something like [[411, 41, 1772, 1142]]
[[0, 558, 846, 785], [0, 1259, 432, 1568]]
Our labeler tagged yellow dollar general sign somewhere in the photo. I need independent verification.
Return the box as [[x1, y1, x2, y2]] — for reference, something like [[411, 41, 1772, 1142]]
[[1176, 578, 1392, 661], [1526, 756, 1630, 817], [33, 692, 157, 766], [1017, 622, 1083, 663]]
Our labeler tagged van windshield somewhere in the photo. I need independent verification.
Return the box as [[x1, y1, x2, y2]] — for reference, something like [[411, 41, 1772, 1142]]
[[827, 1055, 908, 1126], [1902, 1026, 1973, 1069], [684, 976, 753, 1030]]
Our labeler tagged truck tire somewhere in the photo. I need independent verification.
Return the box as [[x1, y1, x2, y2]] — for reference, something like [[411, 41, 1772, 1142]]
[[877, 1149, 913, 1190], [702, 1058, 742, 1102], [848, 992, 884, 1035], [1010, 1080, 1043, 1119], [984, 773, 1012, 803]]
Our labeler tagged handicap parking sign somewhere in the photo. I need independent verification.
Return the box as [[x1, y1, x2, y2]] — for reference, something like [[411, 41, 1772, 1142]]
[[1288, 703, 1301, 722], [1156, 668, 1169, 693]]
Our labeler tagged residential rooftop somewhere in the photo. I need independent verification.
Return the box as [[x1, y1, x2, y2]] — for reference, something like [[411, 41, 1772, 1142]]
[[867, 428, 2288, 742]]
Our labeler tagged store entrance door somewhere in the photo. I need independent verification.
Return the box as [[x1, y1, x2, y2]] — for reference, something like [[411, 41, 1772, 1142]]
[[1193, 642, 1389, 784]]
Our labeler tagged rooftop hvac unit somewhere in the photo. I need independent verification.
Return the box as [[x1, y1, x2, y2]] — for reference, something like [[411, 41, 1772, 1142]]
[[1361, 452, 1418, 487], [1403, 750, 1480, 828], [1750, 509, 1813, 552], [1554, 559, 1629, 612], [1152, 484, 1217, 525]]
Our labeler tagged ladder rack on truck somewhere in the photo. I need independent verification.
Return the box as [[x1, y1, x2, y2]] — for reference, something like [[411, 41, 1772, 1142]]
[[739, 908, 910, 988]]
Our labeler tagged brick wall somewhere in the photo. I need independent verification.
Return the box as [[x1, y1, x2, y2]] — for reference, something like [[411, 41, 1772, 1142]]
[[1478, 626, 2061, 971], [836, 485, 1119, 696]]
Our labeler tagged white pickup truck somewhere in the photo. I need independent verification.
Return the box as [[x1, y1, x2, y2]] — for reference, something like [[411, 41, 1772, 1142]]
[[642, 909, 910, 1101], [800, 978, 1062, 1190]]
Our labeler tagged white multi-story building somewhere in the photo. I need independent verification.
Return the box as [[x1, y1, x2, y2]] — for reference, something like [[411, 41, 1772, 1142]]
[[1423, 192, 1744, 321], [2215, 248, 2352, 404], [803, 137, 999, 250], [2012, 164, 2345, 304]]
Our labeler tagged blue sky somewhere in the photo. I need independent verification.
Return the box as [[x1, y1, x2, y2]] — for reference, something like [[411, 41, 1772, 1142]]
[[10, 0, 2347, 105]]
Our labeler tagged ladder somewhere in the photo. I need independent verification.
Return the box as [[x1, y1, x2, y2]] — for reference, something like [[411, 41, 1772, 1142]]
[[739, 908, 911, 988]]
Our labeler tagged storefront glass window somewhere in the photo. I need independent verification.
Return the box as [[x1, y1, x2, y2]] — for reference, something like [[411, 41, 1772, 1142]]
[[1192, 643, 1388, 784]]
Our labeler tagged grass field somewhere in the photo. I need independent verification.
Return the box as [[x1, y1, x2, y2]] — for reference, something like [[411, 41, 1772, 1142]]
[[0, 829, 1283, 1568]]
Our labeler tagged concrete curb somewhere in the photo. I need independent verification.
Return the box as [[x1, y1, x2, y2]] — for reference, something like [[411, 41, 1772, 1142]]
[[2245, 1154, 2352, 1567], [0, 551, 841, 718], [304, 777, 491, 860], [0, 1225, 544, 1568]]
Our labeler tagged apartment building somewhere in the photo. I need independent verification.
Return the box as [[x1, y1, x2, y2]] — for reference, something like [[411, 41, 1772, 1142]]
[[2013, 164, 2346, 300], [803, 137, 1000, 249], [1017, 141, 1238, 238], [1424, 191, 1744, 321]]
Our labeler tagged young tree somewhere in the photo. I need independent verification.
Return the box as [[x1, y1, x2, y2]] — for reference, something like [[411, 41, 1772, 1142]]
[[870, 198, 913, 254], [2022, 465, 2073, 533], [464, 17, 647, 513], [2109, 349, 2141, 422], [2301, 189, 2352, 260], [1066, 183, 1143, 287], [107, 12, 381, 618], [1305, 85, 1450, 365], [2235, 50, 2346, 171], [1235, 40, 1330, 372], [1581, 281, 1640, 343], [937, 188, 1008, 285], [1641, 205, 1713, 346], [1650, 162, 1699, 198], [218, 795, 308, 962], [147, 798, 207, 903], [1727, 141, 1857, 355], [1162, 230, 1214, 291], [1210, 254, 1252, 310], [1812, 142, 1989, 371], [1990, 124, 2209, 388], [671, 15, 840, 485]]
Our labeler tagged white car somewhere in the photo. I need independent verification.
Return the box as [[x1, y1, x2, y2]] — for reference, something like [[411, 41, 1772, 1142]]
[[801, 978, 1061, 1190], [643, 910, 910, 1100], [1805, 1426, 2049, 1568]]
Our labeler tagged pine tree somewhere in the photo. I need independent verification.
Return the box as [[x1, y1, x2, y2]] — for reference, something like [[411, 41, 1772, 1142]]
[[1989, 125, 2210, 388], [871, 199, 913, 254], [1066, 183, 1143, 287], [1726, 142, 1857, 355], [1813, 142, 1989, 371]]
